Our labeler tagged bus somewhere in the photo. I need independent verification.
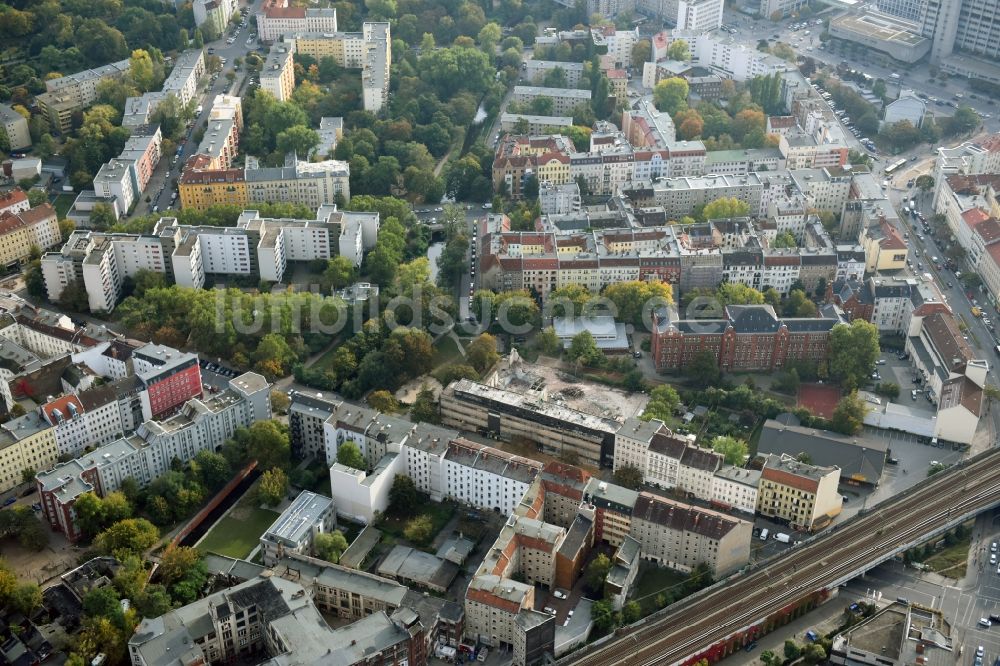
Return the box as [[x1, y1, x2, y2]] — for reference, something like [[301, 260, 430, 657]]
[[885, 159, 907, 175]]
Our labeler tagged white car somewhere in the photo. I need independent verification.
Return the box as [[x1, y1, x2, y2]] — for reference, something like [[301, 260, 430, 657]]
[[553, 590, 567, 600]]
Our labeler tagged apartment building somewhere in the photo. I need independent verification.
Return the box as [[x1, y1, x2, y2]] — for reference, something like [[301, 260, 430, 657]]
[[629, 492, 752, 576], [193, 0, 238, 37], [178, 162, 249, 210], [613, 418, 760, 514], [651, 304, 844, 373], [440, 378, 619, 469], [0, 105, 30, 151], [42, 206, 375, 310], [0, 190, 28, 218], [132, 343, 202, 419], [130, 575, 417, 666], [37, 372, 269, 542], [244, 157, 351, 209], [93, 160, 137, 218], [0, 304, 112, 361], [0, 203, 60, 267], [465, 576, 553, 665], [623, 173, 765, 218], [120, 50, 206, 129], [757, 453, 842, 531], [0, 412, 57, 494], [259, 490, 336, 566], [37, 60, 131, 133], [590, 26, 639, 68], [38, 380, 142, 457], [524, 61, 585, 88], [500, 113, 574, 136], [289, 389, 341, 460], [582, 478, 639, 547], [261, 43, 296, 102], [284, 23, 392, 112], [315, 116, 344, 157], [859, 217, 908, 273], [256, 0, 340, 41], [117, 125, 163, 195], [512, 86, 592, 116]]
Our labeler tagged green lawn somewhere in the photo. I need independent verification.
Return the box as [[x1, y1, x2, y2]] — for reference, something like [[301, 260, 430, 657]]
[[376, 496, 455, 550], [433, 335, 464, 366], [197, 506, 279, 559], [631, 564, 689, 615], [53, 193, 74, 219], [923, 541, 971, 579]]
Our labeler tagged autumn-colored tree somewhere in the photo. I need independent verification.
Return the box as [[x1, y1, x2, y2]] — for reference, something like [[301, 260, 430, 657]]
[[732, 109, 766, 141], [675, 108, 704, 139], [158, 545, 200, 585]]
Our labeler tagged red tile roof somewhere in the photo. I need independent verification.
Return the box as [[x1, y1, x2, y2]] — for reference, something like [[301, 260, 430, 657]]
[[962, 208, 990, 230], [0, 188, 27, 211], [41, 394, 85, 424]]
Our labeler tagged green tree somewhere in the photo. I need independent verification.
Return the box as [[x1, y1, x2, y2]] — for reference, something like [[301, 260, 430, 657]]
[[9, 582, 42, 616], [388, 474, 419, 516], [89, 203, 117, 230], [94, 518, 159, 559], [157, 545, 200, 585], [915, 174, 935, 192], [603, 280, 674, 326], [828, 319, 879, 390], [586, 552, 613, 591], [622, 600, 642, 624], [314, 530, 349, 563], [760, 650, 781, 666], [403, 514, 434, 544], [711, 436, 748, 465], [276, 125, 321, 157], [784, 640, 802, 661], [257, 467, 288, 506], [410, 387, 440, 424], [717, 282, 765, 305], [784, 289, 818, 317], [567, 330, 605, 367], [831, 391, 867, 435], [631, 39, 651, 69], [591, 599, 619, 633], [367, 390, 399, 413], [667, 39, 690, 61], [253, 333, 296, 377], [613, 465, 644, 490], [537, 327, 562, 356], [772, 231, 797, 248], [702, 197, 750, 220], [245, 420, 291, 470], [653, 77, 689, 115], [337, 441, 366, 470], [466, 333, 500, 374], [641, 384, 680, 421], [685, 349, 721, 384], [802, 643, 828, 664], [73, 492, 107, 537]]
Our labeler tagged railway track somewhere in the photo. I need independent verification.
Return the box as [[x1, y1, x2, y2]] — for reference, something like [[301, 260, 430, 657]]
[[562, 448, 1000, 666]]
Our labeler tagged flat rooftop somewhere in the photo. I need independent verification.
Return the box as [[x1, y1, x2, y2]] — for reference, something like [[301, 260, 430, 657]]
[[831, 11, 927, 46]]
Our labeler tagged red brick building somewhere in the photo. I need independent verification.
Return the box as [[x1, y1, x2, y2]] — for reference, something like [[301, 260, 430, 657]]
[[651, 304, 843, 373], [133, 343, 202, 418]]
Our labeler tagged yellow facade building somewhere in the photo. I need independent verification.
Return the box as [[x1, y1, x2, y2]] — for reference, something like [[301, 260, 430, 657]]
[[178, 167, 249, 211], [0, 412, 57, 494]]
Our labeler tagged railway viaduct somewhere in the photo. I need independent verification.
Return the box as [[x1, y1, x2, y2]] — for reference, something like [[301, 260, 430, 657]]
[[557, 446, 1000, 666]]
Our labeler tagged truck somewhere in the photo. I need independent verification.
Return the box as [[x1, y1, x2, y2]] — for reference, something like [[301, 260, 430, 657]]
[[973, 306, 983, 318], [774, 532, 791, 544]]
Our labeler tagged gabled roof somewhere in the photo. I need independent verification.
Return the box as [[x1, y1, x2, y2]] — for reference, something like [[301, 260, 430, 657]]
[[726, 304, 781, 333]]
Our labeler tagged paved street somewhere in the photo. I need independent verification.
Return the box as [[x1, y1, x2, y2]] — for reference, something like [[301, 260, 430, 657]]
[[135, 0, 265, 217]]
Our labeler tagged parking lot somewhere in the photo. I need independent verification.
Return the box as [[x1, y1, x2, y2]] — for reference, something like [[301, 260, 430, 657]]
[[199, 359, 240, 391], [872, 352, 936, 414]]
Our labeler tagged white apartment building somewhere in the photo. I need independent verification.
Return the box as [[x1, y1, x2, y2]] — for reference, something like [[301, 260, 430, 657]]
[[677, 0, 724, 31], [259, 490, 336, 566], [256, 3, 339, 42], [524, 61, 585, 88], [591, 27, 639, 69], [512, 86, 592, 116], [245, 158, 351, 209], [0, 105, 30, 151], [613, 417, 759, 514], [260, 44, 296, 102], [93, 159, 137, 219], [629, 492, 752, 576]]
